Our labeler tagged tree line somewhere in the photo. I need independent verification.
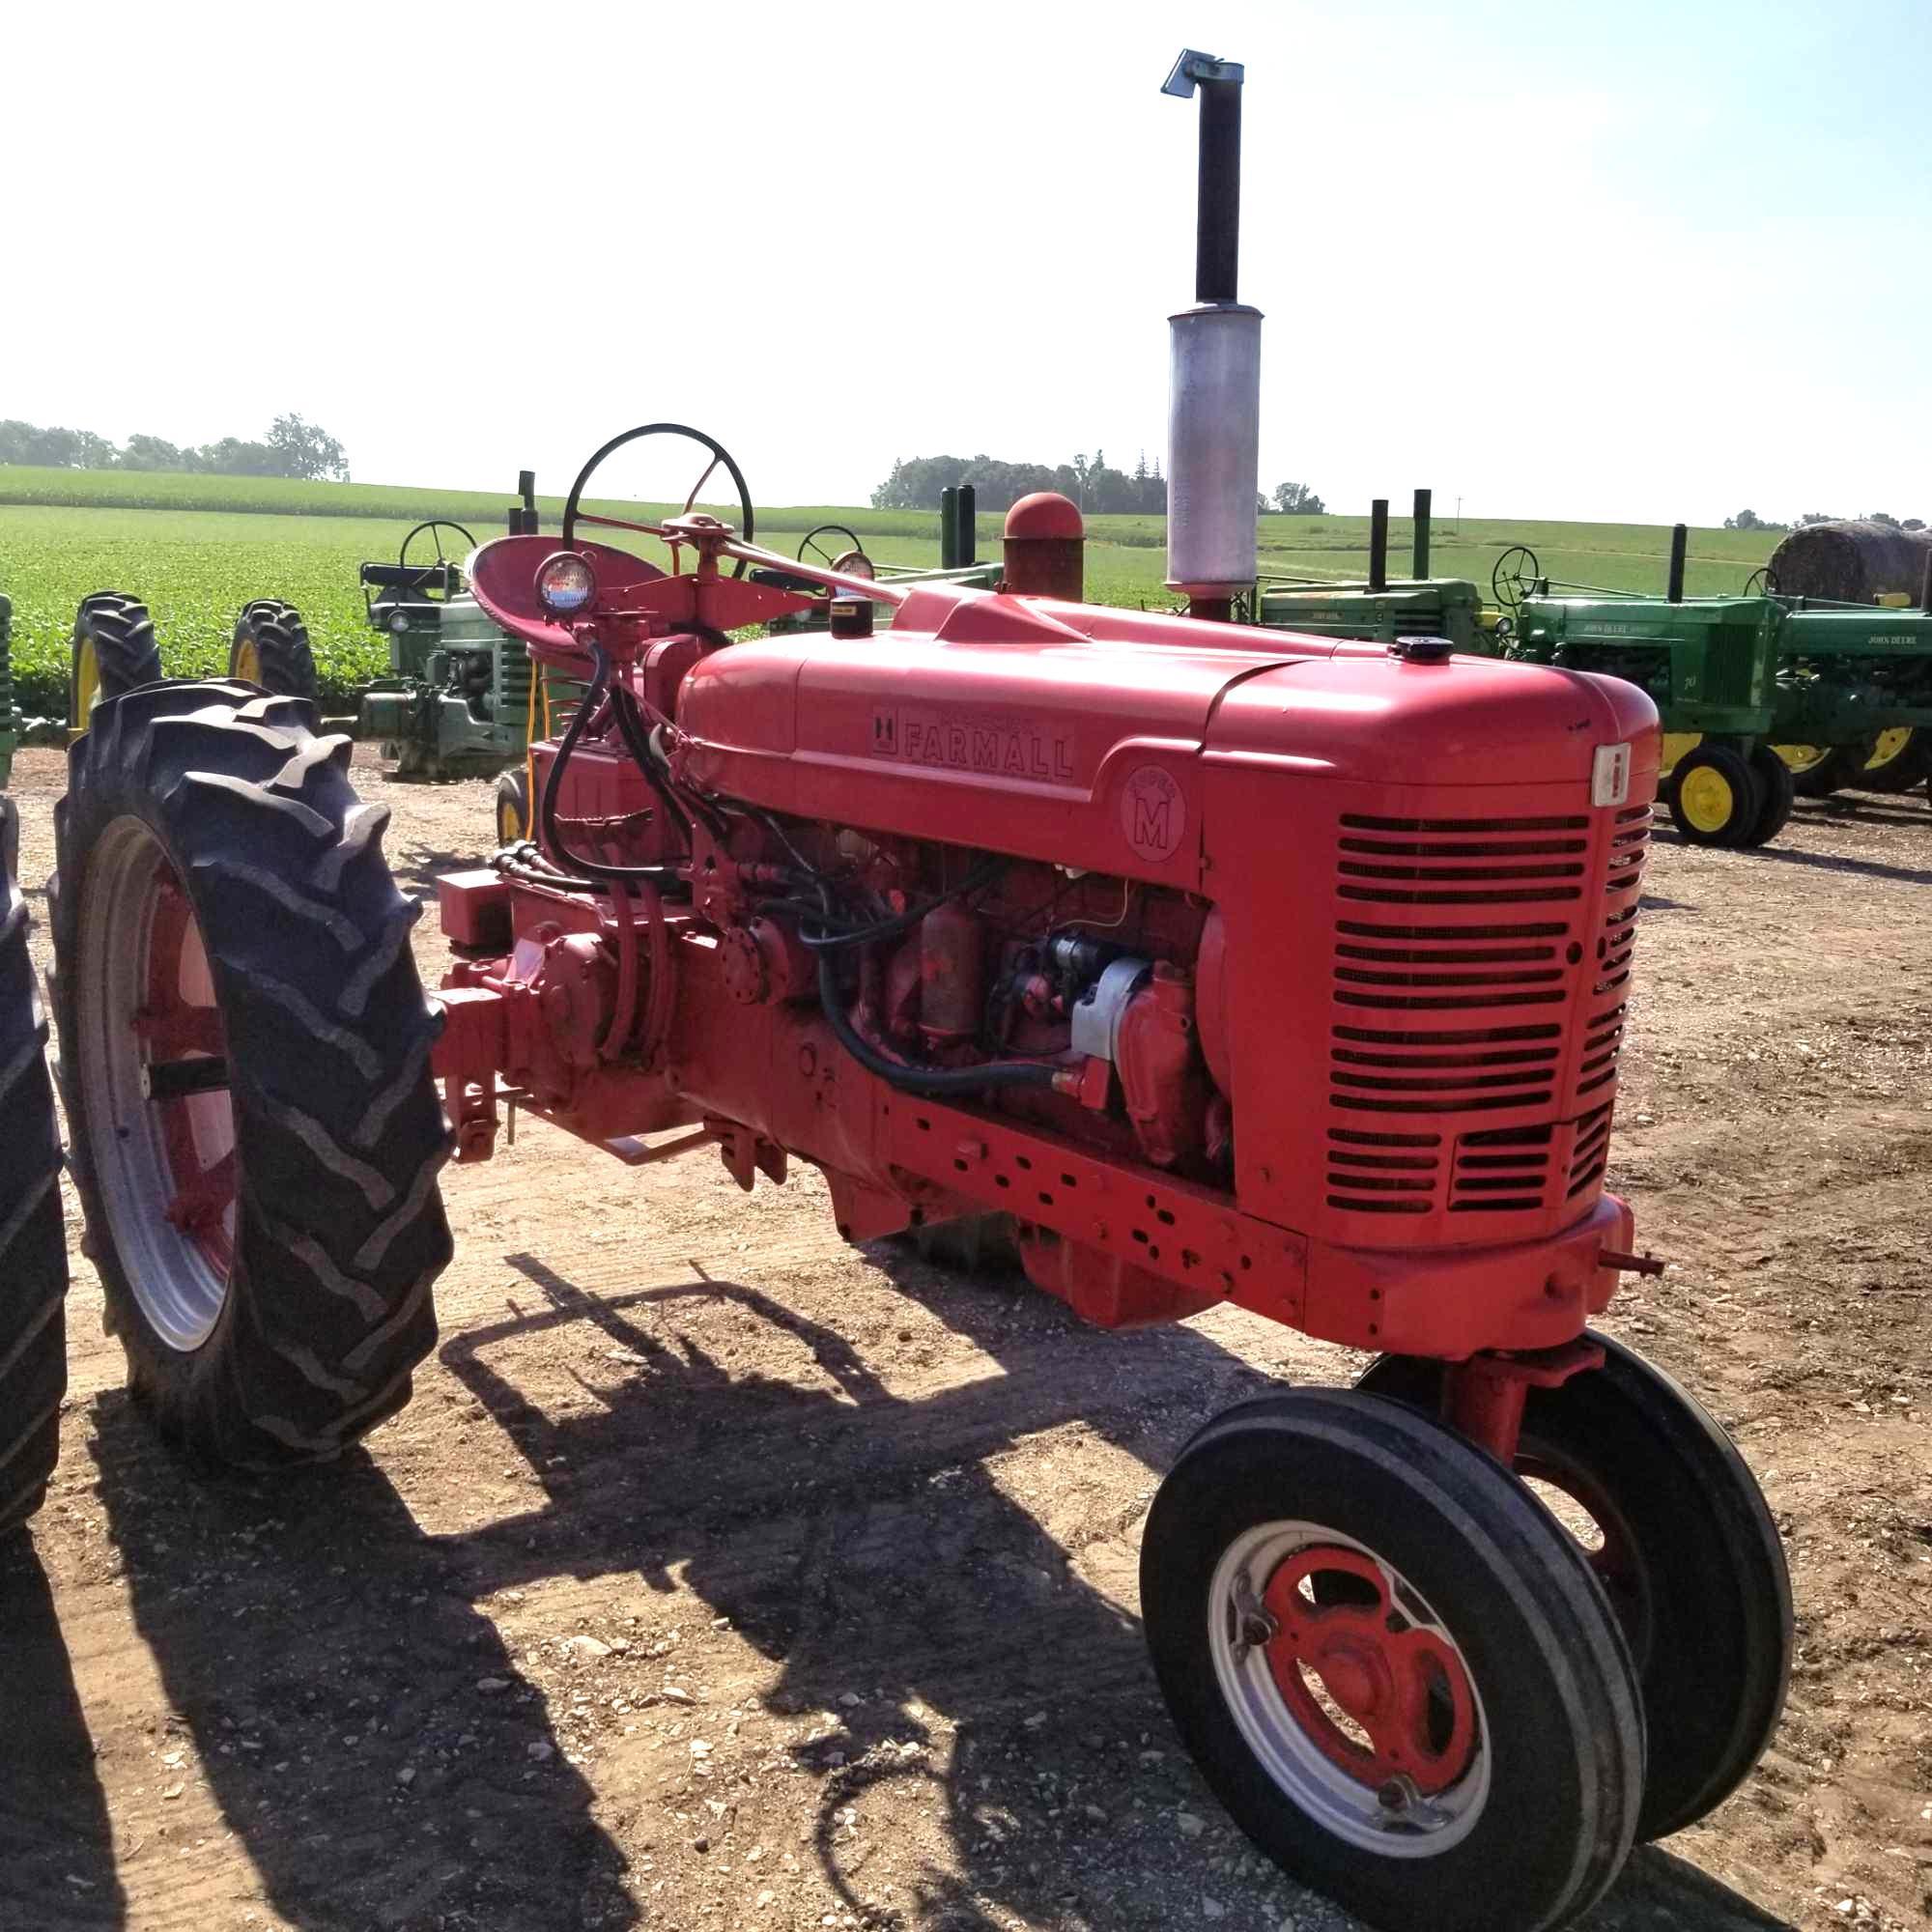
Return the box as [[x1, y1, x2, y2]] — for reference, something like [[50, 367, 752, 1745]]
[[874, 451, 1326, 519], [1726, 508, 1924, 532], [0, 413, 349, 481]]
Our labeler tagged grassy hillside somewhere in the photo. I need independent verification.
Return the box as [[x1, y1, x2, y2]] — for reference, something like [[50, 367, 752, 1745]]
[[0, 469, 1779, 720]]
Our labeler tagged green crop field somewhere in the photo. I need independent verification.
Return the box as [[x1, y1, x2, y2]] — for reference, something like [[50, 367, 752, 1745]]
[[0, 463, 1780, 723]]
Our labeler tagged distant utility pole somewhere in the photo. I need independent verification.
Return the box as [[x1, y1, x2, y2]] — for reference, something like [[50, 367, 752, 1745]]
[[1456, 496, 1463, 533]]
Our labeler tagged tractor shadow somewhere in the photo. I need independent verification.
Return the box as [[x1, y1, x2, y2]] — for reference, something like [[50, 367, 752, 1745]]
[[79, 1240, 1798, 1932], [0, 1534, 126, 1927], [1652, 820, 1932, 887], [84, 1392, 637, 1929]]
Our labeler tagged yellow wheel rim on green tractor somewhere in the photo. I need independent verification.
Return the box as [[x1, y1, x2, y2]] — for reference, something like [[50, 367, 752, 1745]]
[[1775, 743, 1833, 774], [71, 642, 99, 740], [497, 785, 525, 846], [1864, 727, 1915, 775], [233, 638, 262, 686], [1677, 762, 1740, 837]]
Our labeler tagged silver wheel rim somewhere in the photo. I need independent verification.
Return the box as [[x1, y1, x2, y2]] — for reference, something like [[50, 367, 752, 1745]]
[[1207, 1519, 1492, 1858], [74, 816, 235, 1351]]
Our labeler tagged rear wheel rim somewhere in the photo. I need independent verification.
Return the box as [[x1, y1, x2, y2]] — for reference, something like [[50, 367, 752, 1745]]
[[1208, 1520, 1491, 1857], [74, 640, 99, 725], [1776, 743, 1831, 775], [234, 638, 262, 685], [76, 817, 236, 1350], [1864, 726, 1913, 773]]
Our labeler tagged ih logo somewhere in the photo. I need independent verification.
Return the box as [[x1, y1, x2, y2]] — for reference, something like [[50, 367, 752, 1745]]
[[871, 711, 898, 756], [1122, 763, 1186, 862]]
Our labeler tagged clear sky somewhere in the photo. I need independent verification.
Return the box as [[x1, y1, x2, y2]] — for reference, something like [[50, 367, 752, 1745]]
[[8, 0, 1929, 525]]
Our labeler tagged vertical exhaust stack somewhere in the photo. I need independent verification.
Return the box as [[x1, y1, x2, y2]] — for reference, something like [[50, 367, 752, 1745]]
[[1163, 49, 1261, 623]]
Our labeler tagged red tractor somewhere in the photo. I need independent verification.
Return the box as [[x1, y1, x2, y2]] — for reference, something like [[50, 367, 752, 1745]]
[[26, 412, 1790, 1931]]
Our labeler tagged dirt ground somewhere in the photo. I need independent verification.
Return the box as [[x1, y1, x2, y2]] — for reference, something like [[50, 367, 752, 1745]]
[[3, 742, 1928, 1932]]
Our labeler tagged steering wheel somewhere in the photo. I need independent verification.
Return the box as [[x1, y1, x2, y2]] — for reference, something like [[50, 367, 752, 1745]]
[[1744, 566, 1771, 597], [561, 423, 754, 578], [1492, 544, 1544, 614], [797, 524, 873, 578], [399, 520, 476, 596]]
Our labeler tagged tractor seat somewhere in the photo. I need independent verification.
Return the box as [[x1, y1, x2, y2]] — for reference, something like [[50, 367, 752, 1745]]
[[361, 561, 465, 593], [749, 567, 826, 596]]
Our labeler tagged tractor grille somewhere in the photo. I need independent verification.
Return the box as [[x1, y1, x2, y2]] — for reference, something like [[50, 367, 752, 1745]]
[[1325, 806, 1650, 1227], [497, 640, 533, 732]]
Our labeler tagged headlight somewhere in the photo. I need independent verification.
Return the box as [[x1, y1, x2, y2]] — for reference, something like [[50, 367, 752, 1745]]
[[389, 611, 411, 635], [536, 551, 597, 616]]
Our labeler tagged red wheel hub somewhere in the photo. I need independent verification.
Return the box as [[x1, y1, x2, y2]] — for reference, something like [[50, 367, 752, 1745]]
[[1261, 1547, 1478, 1795], [133, 869, 235, 1278]]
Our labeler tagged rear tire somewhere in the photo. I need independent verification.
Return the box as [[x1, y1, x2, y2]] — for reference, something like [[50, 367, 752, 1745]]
[[1355, 1336, 1791, 1841], [1777, 741, 1860, 800], [1142, 1389, 1642, 1932], [1666, 744, 1760, 847], [1742, 745, 1795, 847], [71, 593, 163, 729], [494, 766, 529, 847], [231, 600, 318, 703], [1855, 725, 1932, 794], [51, 681, 452, 1465], [0, 798, 68, 1532]]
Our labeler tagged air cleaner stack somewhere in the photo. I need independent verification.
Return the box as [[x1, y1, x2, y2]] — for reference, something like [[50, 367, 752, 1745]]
[[1162, 49, 1261, 622]]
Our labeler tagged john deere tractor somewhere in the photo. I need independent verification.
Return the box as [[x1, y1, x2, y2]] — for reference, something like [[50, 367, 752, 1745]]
[[238, 483, 540, 840], [1259, 496, 1932, 847], [355, 516, 532, 794]]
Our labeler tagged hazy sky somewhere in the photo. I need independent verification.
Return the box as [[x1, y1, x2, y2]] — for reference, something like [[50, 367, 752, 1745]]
[[8, 0, 1929, 524]]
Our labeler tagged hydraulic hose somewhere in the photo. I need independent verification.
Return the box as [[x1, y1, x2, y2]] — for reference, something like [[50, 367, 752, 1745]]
[[539, 638, 683, 887], [816, 951, 1056, 1096]]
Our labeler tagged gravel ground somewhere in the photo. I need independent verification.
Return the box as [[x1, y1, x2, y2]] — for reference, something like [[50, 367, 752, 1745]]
[[2, 744, 1928, 1932]]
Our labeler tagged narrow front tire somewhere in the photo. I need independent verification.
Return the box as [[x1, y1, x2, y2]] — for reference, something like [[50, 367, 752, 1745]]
[[1142, 1388, 1643, 1932]]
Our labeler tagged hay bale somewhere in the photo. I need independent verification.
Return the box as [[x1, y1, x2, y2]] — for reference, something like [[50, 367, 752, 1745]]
[[1766, 520, 1932, 603]]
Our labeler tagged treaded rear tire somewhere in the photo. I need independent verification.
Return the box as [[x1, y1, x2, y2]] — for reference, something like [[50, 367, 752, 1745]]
[[0, 797, 68, 1531], [51, 680, 452, 1465], [1856, 726, 1932, 795], [232, 600, 319, 703], [71, 592, 164, 726]]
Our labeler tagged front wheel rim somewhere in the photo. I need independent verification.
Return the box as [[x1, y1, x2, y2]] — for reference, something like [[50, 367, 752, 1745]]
[[1208, 1520, 1491, 1857], [1678, 765, 1736, 835], [75, 816, 236, 1350]]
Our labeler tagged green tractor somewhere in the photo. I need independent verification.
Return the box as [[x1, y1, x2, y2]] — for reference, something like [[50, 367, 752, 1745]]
[[355, 515, 533, 796], [753, 489, 1004, 635], [235, 479, 542, 842], [1258, 496, 1932, 848]]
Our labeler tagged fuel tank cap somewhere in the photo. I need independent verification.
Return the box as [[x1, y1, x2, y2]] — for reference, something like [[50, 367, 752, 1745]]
[[1389, 634, 1455, 663]]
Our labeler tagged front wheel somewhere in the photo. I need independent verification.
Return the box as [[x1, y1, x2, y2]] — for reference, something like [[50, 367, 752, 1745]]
[[1666, 743, 1760, 847], [1357, 1335, 1791, 1840], [1141, 1389, 1642, 1932], [52, 681, 453, 1465]]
